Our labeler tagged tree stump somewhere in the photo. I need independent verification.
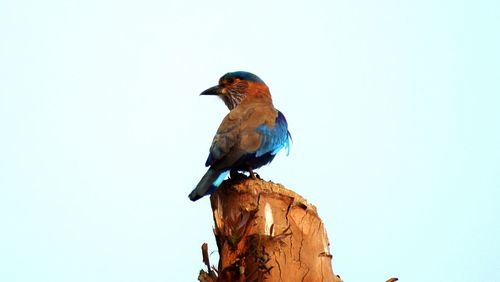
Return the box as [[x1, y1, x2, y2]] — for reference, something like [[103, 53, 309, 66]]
[[198, 175, 343, 282]]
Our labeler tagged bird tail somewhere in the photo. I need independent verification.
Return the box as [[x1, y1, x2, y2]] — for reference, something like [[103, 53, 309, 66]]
[[189, 168, 228, 201]]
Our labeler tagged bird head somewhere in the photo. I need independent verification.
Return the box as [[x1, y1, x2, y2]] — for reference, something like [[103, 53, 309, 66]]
[[200, 71, 271, 110]]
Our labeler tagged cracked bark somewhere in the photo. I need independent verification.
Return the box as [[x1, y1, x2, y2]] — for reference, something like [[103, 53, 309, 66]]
[[198, 176, 343, 282]]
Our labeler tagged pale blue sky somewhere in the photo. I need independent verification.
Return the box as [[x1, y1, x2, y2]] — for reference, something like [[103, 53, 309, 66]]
[[1, 0, 499, 281]]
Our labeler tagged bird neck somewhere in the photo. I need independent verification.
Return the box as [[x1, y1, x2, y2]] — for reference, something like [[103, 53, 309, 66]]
[[238, 93, 273, 109], [244, 82, 273, 102], [225, 82, 273, 110]]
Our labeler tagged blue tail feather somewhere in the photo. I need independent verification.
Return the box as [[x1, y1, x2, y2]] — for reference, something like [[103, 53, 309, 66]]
[[189, 169, 228, 201]]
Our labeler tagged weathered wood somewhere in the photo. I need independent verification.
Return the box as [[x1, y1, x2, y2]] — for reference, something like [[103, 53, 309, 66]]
[[200, 175, 343, 282]]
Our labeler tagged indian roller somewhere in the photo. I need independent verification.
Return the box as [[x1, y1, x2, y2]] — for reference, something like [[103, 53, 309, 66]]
[[189, 71, 291, 201]]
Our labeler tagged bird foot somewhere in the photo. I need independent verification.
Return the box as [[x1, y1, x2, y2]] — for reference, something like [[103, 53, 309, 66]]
[[230, 168, 261, 180], [247, 168, 261, 180], [230, 170, 246, 180]]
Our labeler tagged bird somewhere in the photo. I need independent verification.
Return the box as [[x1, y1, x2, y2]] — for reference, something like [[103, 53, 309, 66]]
[[189, 71, 291, 201]]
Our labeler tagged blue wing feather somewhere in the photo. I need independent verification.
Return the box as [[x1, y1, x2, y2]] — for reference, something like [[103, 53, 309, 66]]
[[204, 110, 290, 170], [255, 111, 290, 157], [231, 110, 289, 170]]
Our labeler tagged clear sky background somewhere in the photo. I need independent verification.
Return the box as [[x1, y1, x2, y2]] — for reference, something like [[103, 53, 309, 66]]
[[1, 0, 499, 281]]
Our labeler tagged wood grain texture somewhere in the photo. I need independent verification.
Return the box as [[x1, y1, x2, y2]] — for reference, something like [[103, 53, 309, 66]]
[[199, 176, 343, 282]]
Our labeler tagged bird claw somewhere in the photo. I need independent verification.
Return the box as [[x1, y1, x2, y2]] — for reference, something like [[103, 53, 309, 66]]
[[247, 167, 261, 180], [230, 169, 245, 180], [230, 169, 260, 180]]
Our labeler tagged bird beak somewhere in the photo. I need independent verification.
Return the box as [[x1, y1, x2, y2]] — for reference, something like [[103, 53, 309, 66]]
[[200, 85, 220, 96]]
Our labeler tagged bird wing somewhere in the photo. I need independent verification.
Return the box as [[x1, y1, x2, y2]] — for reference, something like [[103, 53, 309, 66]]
[[205, 103, 279, 169], [204, 111, 242, 167], [254, 110, 290, 157]]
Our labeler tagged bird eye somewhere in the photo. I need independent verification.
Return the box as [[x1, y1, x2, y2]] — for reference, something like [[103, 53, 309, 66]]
[[226, 77, 234, 84]]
